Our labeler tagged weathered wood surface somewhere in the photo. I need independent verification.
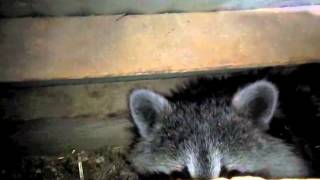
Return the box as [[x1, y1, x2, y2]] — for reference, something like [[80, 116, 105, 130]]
[[0, 78, 184, 121], [3, 78, 184, 155], [1, 0, 318, 17], [1, 8, 320, 83], [10, 116, 133, 155]]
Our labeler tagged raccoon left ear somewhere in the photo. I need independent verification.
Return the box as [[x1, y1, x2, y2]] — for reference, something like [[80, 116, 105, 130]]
[[232, 80, 278, 130], [129, 89, 170, 138]]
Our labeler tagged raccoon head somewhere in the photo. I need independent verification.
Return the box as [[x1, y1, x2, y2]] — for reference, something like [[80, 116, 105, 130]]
[[128, 80, 308, 179]]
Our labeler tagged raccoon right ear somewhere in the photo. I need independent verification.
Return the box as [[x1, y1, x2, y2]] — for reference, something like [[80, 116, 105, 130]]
[[232, 80, 278, 130], [129, 89, 170, 138]]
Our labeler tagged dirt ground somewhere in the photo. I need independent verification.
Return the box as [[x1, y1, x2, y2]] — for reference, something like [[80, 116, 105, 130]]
[[0, 146, 139, 180]]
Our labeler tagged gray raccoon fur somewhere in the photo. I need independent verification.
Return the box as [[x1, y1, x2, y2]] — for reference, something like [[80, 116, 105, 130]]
[[127, 78, 310, 179]]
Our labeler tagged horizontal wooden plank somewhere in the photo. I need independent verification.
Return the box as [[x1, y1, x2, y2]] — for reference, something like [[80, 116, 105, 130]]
[[10, 116, 133, 155], [1, 0, 318, 17], [0, 8, 320, 83], [0, 78, 183, 121]]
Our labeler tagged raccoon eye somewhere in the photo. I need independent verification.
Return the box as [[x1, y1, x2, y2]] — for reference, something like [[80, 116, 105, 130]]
[[170, 166, 191, 179]]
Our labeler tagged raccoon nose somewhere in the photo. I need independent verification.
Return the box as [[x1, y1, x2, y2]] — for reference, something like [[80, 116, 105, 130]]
[[171, 166, 191, 179], [220, 166, 242, 178]]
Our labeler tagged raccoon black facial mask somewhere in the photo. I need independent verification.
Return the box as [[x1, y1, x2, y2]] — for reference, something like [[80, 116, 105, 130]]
[[128, 80, 309, 179]]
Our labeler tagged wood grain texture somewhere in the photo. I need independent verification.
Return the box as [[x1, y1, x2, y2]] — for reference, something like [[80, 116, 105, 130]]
[[0, 8, 320, 83], [1, 1, 318, 17], [11, 116, 133, 155]]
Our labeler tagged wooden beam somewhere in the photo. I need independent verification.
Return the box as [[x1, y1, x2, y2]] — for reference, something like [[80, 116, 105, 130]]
[[1, 8, 320, 83], [1, 0, 318, 17], [0, 78, 182, 121], [11, 116, 133, 155]]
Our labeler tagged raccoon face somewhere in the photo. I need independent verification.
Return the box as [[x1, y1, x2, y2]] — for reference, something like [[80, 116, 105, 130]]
[[128, 80, 308, 179]]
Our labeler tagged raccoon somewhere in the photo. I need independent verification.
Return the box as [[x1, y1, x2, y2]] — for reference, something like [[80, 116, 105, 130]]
[[127, 63, 320, 179]]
